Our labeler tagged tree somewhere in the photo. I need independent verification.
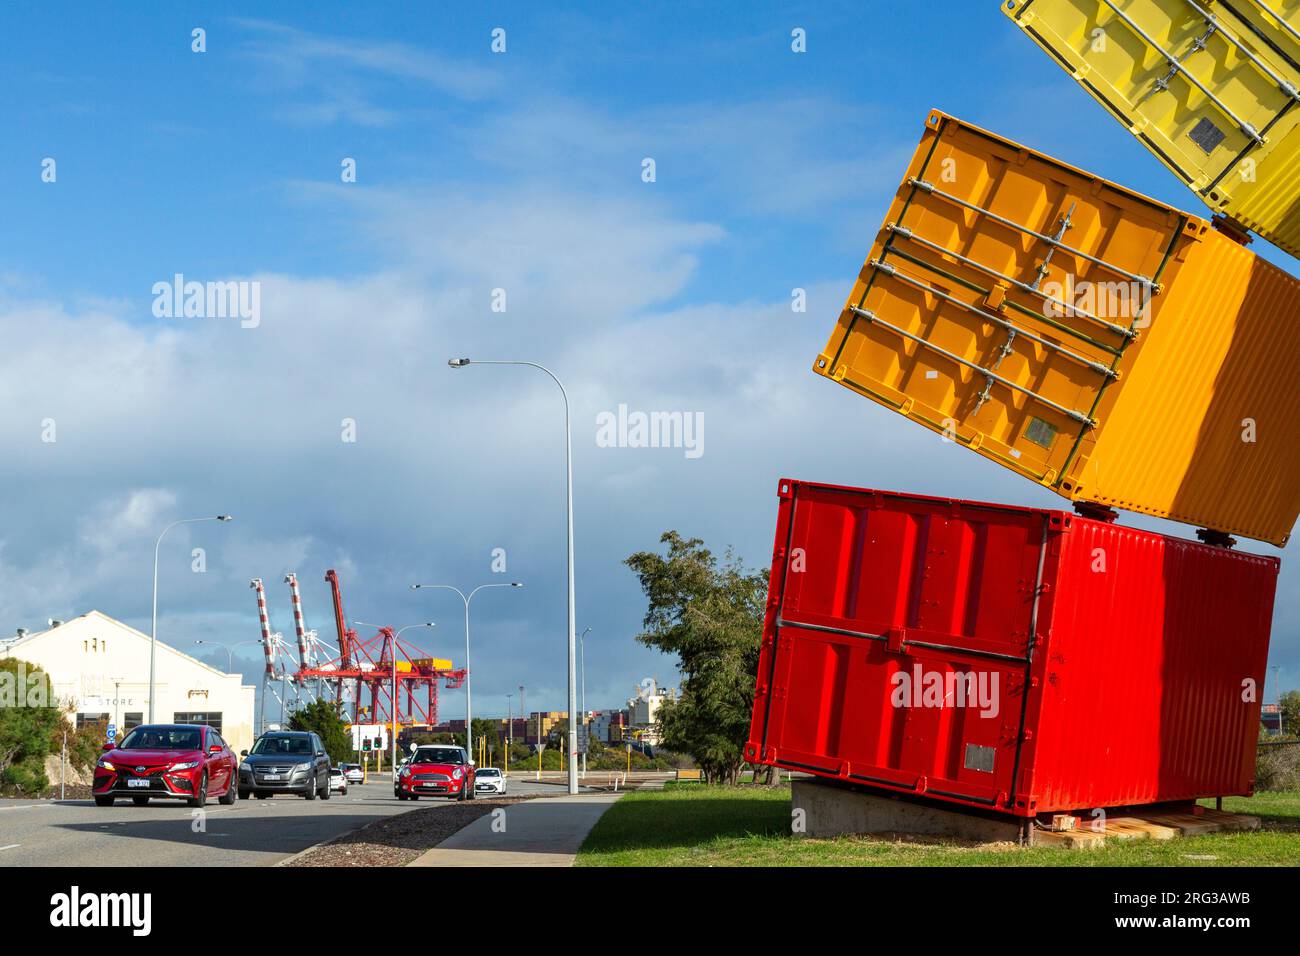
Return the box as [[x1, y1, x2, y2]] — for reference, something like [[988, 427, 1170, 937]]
[[625, 532, 767, 785], [1280, 690, 1300, 738], [469, 717, 501, 765], [288, 699, 351, 764], [0, 659, 62, 795]]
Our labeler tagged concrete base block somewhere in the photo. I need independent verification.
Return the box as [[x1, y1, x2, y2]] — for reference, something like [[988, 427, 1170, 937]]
[[792, 778, 1022, 843]]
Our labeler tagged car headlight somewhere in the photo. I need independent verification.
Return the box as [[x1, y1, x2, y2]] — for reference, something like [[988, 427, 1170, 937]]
[[169, 760, 201, 771], [400, 767, 411, 778], [97, 759, 114, 770], [239, 762, 252, 773], [452, 767, 464, 780]]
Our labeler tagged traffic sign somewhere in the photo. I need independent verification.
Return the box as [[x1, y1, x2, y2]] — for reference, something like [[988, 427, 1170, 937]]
[[576, 726, 590, 755], [106, 724, 117, 743]]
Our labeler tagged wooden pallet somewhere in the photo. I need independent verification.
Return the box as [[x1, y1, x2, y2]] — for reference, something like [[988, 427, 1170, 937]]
[[1033, 807, 1260, 849]]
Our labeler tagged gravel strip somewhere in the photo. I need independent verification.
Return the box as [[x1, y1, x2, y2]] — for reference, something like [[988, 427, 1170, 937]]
[[283, 797, 532, 867]]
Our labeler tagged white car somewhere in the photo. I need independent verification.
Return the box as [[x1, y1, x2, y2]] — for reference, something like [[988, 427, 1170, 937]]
[[341, 763, 364, 784], [328, 767, 348, 795], [474, 767, 506, 795]]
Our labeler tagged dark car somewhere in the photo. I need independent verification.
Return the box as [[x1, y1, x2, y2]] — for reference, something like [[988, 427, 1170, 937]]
[[93, 723, 237, 808], [237, 731, 332, 800]]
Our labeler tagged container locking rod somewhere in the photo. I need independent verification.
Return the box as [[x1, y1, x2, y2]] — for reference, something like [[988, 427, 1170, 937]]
[[870, 260, 1118, 380], [848, 305, 1097, 427], [1180, 0, 1300, 102], [907, 178, 1159, 292], [1100, 0, 1266, 143], [886, 223, 1136, 339]]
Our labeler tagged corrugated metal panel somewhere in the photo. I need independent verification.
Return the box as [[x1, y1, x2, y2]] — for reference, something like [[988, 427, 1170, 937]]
[[1003, 0, 1300, 257], [1022, 516, 1277, 811], [747, 479, 1280, 816], [814, 110, 1300, 545]]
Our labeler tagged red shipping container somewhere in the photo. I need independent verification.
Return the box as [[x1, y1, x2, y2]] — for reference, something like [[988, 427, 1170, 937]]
[[746, 479, 1279, 817]]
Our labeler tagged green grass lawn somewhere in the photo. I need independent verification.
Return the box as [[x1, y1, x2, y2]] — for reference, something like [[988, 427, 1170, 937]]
[[574, 784, 1300, 867]]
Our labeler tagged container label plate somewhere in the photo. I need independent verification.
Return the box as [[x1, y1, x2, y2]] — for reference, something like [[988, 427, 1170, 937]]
[[964, 743, 996, 774], [1024, 417, 1058, 450], [1189, 117, 1226, 155]]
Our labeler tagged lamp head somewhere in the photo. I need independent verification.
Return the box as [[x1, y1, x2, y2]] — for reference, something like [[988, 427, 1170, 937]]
[[217, 515, 233, 522], [448, 358, 471, 368]]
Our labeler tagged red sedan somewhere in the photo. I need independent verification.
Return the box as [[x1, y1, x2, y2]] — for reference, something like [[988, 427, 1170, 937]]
[[93, 723, 237, 808]]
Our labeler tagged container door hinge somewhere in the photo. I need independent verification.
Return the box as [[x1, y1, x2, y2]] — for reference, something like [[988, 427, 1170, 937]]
[[886, 626, 908, 654]]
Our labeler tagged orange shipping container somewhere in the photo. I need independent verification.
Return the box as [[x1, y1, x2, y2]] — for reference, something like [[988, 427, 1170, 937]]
[[815, 110, 1300, 545]]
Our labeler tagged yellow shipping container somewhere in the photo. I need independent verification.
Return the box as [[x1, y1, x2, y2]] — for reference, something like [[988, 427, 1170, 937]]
[[816, 110, 1300, 545], [1002, 0, 1300, 258], [411, 657, 454, 671]]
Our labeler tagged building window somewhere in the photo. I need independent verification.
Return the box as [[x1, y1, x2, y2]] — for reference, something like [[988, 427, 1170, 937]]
[[124, 712, 143, 731], [173, 712, 222, 733], [76, 712, 109, 729]]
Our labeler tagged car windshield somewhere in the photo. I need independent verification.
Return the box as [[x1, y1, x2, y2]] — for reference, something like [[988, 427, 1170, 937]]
[[117, 726, 202, 751], [412, 748, 463, 765], [329, 768, 343, 776], [478, 769, 499, 777], [250, 735, 313, 755]]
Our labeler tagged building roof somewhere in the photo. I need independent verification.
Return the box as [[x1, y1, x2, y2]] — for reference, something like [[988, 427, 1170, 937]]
[[0, 610, 252, 685]]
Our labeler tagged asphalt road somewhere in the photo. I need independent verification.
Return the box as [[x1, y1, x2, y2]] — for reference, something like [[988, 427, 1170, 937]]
[[0, 774, 565, 867]]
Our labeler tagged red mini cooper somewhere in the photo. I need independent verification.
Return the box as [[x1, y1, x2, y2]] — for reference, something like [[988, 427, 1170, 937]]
[[93, 723, 237, 808], [395, 744, 475, 801]]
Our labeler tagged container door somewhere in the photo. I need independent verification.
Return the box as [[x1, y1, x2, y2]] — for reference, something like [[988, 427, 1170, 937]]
[[815, 111, 1183, 493], [1004, 0, 1300, 253], [752, 482, 1048, 811]]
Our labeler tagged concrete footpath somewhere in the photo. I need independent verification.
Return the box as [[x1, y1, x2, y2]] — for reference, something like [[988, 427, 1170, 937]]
[[409, 792, 623, 867]]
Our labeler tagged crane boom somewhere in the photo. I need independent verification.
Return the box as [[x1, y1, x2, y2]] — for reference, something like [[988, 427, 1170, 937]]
[[284, 572, 311, 667], [249, 577, 277, 677]]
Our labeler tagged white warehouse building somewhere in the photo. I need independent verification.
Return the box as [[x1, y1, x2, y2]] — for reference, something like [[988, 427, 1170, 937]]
[[0, 611, 257, 754]]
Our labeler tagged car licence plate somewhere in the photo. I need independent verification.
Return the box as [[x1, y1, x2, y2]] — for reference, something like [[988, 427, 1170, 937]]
[[127, 779, 150, 788], [261, 774, 282, 781]]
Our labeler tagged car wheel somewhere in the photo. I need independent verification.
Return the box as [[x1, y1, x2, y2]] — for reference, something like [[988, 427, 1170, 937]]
[[319, 777, 331, 801], [188, 772, 208, 809], [94, 795, 115, 807], [132, 796, 150, 806], [303, 781, 316, 800], [218, 775, 237, 805]]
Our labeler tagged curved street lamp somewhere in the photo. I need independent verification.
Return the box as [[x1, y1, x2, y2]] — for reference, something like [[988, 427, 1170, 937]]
[[149, 515, 233, 722], [410, 581, 522, 770], [447, 355, 579, 794]]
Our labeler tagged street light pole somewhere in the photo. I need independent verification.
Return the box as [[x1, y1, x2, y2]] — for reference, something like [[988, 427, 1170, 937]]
[[410, 581, 522, 768], [448, 357, 579, 795], [192, 639, 260, 674], [150, 515, 232, 722]]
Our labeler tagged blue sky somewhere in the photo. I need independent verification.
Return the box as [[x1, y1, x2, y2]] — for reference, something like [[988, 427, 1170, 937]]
[[2, 1, 1294, 717]]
